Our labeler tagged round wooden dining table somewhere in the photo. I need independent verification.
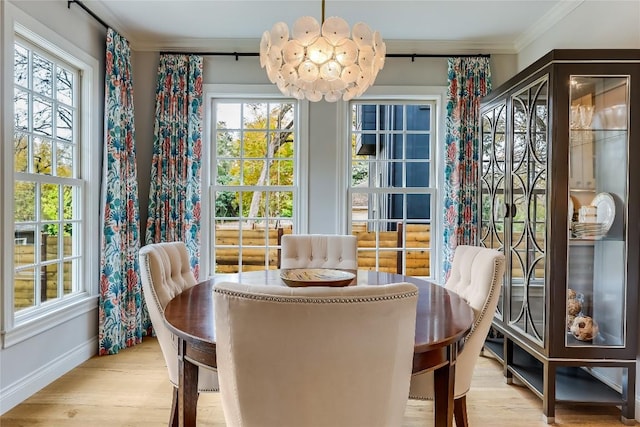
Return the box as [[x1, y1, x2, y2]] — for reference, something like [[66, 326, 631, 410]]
[[163, 269, 474, 427]]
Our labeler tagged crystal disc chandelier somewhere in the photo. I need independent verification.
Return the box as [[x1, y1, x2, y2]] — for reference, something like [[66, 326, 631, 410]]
[[259, 0, 386, 102]]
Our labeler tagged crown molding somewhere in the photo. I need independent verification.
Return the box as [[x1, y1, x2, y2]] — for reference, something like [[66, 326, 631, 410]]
[[514, 0, 584, 52], [130, 37, 259, 53], [130, 37, 517, 55], [384, 39, 517, 55]]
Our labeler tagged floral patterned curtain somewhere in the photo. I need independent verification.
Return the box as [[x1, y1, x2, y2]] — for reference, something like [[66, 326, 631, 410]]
[[442, 57, 491, 280], [145, 54, 203, 279], [99, 29, 150, 355]]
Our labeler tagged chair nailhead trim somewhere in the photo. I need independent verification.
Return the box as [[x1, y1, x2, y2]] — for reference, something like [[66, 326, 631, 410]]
[[464, 256, 502, 343], [141, 254, 165, 316], [214, 288, 418, 304]]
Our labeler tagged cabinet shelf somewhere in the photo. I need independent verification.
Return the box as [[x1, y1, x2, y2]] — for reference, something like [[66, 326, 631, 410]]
[[565, 332, 622, 348], [569, 188, 596, 193], [510, 344, 623, 405], [485, 337, 625, 405], [568, 236, 620, 242], [572, 128, 627, 132]]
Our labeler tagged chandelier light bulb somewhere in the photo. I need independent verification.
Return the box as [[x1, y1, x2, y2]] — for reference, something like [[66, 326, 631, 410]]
[[260, 13, 385, 102]]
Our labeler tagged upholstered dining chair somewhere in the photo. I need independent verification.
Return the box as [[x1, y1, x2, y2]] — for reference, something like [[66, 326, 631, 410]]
[[214, 281, 419, 427], [279, 234, 358, 269], [409, 245, 505, 427], [138, 241, 219, 426]]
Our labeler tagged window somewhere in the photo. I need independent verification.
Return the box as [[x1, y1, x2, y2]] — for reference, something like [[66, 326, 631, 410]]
[[13, 37, 83, 313], [4, 14, 99, 343], [349, 101, 438, 279], [210, 99, 299, 273]]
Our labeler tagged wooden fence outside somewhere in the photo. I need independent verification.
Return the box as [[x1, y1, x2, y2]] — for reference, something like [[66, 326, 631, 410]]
[[213, 223, 431, 276], [352, 223, 431, 276], [13, 224, 434, 308], [14, 235, 72, 309], [214, 226, 293, 273]]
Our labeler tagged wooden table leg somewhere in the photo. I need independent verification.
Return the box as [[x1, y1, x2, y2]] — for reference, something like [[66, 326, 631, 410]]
[[177, 338, 199, 427], [433, 343, 456, 427]]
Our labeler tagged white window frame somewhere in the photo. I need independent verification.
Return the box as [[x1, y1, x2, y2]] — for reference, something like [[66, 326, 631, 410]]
[[2, 3, 100, 347], [201, 84, 309, 278], [338, 86, 447, 284]]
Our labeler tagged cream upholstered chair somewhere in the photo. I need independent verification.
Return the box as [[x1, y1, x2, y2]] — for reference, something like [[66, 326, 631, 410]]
[[279, 234, 357, 269], [409, 245, 505, 427], [138, 242, 218, 425], [214, 281, 418, 427]]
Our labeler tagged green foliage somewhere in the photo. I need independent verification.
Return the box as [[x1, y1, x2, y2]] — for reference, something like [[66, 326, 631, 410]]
[[13, 134, 73, 236], [216, 103, 295, 219], [272, 197, 293, 218], [215, 191, 238, 218], [352, 162, 368, 185]]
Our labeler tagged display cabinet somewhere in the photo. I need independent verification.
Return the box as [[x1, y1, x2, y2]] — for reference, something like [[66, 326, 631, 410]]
[[479, 50, 640, 424]]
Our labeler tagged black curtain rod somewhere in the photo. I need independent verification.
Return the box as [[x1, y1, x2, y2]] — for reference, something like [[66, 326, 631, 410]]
[[160, 51, 490, 61], [160, 52, 261, 60], [68, 0, 109, 29], [387, 53, 491, 61]]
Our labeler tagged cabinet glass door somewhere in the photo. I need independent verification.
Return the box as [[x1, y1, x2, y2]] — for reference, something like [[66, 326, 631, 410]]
[[567, 76, 629, 348], [480, 104, 507, 319], [509, 77, 548, 344]]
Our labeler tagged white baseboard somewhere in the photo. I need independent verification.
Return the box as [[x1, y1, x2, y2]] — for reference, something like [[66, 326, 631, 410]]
[[0, 337, 97, 415]]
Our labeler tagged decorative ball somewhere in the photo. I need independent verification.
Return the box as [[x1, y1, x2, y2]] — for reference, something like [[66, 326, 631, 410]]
[[567, 288, 577, 300], [567, 314, 576, 331], [570, 315, 599, 341], [567, 298, 582, 316]]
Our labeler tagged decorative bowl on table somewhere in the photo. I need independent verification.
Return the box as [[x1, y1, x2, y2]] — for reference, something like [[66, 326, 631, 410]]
[[280, 268, 356, 287]]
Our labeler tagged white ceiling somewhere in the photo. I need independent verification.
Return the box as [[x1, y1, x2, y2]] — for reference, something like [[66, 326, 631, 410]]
[[84, 0, 583, 53]]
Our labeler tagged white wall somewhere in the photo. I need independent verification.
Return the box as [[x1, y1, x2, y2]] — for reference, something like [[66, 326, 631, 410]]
[[131, 51, 159, 235], [517, 0, 640, 70], [0, 0, 105, 414]]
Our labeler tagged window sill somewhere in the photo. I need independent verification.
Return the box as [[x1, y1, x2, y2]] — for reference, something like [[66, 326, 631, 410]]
[[2, 295, 98, 348]]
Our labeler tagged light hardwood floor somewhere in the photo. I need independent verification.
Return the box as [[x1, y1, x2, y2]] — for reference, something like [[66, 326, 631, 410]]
[[1, 337, 631, 426]]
